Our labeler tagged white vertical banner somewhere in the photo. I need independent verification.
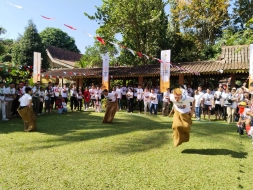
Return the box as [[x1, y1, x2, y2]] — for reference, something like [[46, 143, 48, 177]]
[[160, 50, 171, 93], [33, 52, 41, 83], [250, 44, 253, 79], [101, 53, 110, 90]]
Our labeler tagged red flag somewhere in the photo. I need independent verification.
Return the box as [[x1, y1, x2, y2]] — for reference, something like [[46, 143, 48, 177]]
[[96, 37, 105, 45], [41, 15, 54, 20], [64, 24, 76, 30], [137, 52, 143, 58]]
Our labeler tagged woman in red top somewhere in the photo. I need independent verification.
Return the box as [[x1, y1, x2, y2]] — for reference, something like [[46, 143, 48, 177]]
[[83, 87, 90, 111]]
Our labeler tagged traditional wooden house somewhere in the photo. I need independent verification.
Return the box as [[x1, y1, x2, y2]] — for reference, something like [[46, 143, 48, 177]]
[[42, 45, 250, 89], [46, 46, 82, 69]]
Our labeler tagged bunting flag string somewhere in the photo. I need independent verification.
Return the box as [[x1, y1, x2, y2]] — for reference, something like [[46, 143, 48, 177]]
[[4, 1, 200, 76]]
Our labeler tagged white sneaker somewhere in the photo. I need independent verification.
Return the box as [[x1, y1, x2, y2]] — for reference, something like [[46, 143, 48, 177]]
[[2, 118, 9, 121]]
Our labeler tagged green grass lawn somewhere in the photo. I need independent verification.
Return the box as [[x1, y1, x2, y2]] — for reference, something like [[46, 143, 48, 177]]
[[0, 111, 252, 190]]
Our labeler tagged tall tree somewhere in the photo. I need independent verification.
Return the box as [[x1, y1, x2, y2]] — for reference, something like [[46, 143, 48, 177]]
[[12, 20, 49, 68], [171, 0, 229, 47], [77, 42, 118, 68], [85, 0, 168, 65], [40, 27, 80, 53], [233, 0, 253, 30]]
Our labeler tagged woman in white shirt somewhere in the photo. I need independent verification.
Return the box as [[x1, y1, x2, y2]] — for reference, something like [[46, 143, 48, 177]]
[[136, 84, 143, 113], [202, 88, 214, 121], [77, 87, 83, 111], [149, 89, 158, 116], [143, 87, 150, 115], [126, 88, 134, 113], [17, 87, 37, 132]]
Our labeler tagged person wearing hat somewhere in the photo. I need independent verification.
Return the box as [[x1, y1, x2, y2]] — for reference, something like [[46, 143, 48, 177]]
[[237, 101, 251, 135], [170, 88, 195, 146]]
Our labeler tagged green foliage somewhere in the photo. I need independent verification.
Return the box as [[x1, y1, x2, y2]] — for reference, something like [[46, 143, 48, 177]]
[[77, 45, 102, 68], [101, 98, 107, 108], [40, 27, 80, 53], [0, 39, 14, 62], [232, 0, 253, 30], [11, 20, 49, 69], [85, 0, 169, 66], [77, 42, 118, 68]]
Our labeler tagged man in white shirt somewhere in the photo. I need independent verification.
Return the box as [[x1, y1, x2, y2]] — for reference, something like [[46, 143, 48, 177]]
[[102, 89, 118, 123], [170, 88, 195, 147], [162, 88, 170, 116], [116, 85, 122, 110], [0, 82, 8, 121], [18, 87, 36, 132], [136, 84, 143, 113]]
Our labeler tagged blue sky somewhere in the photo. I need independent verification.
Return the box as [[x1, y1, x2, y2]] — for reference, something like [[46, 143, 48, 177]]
[[0, 0, 103, 53]]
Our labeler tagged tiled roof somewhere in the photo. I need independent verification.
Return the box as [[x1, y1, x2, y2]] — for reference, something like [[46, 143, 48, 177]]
[[43, 45, 250, 78], [46, 46, 82, 67]]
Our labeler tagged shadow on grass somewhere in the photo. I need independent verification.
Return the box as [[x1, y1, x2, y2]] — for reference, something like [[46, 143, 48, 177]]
[[181, 149, 248, 159], [4, 112, 171, 153]]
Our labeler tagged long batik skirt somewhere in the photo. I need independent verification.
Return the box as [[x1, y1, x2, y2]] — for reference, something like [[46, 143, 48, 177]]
[[172, 110, 192, 146], [102, 101, 118, 123], [17, 106, 37, 132]]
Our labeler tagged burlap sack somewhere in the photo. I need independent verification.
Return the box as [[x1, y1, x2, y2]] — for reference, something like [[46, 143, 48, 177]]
[[172, 110, 192, 146], [102, 101, 118, 123]]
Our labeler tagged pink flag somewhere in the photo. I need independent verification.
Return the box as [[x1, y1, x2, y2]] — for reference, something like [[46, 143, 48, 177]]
[[64, 24, 76, 30], [41, 15, 54, 20]]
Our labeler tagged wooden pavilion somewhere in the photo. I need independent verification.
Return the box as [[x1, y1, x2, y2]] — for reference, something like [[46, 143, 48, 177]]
[[42, 45, 249, 89]]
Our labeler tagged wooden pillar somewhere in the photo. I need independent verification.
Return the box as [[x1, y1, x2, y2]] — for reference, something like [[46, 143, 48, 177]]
[[138, 76, 143, 85], [123, 78, 126, 86], [78, 78, 83, 87], [230, 74, 236, 87], [75, 78, 79, 86], [187, 75, 192, 86], [179, 74, 184, 85], [152, 77, 156, 86]]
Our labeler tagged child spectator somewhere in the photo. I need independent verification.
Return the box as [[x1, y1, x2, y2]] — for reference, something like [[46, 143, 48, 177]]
[[58, 98, 68, 114]]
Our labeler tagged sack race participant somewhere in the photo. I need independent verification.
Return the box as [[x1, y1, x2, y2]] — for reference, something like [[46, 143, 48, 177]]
[[170, 88, 195, 146], [17, 87, 37, 132], [102, 89, 118, 123]]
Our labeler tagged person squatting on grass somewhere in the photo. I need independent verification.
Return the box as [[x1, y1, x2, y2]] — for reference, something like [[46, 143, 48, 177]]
[[17, 87, 37, 132], [102, 89, 118, 123], [170, 88, 195, 147]]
